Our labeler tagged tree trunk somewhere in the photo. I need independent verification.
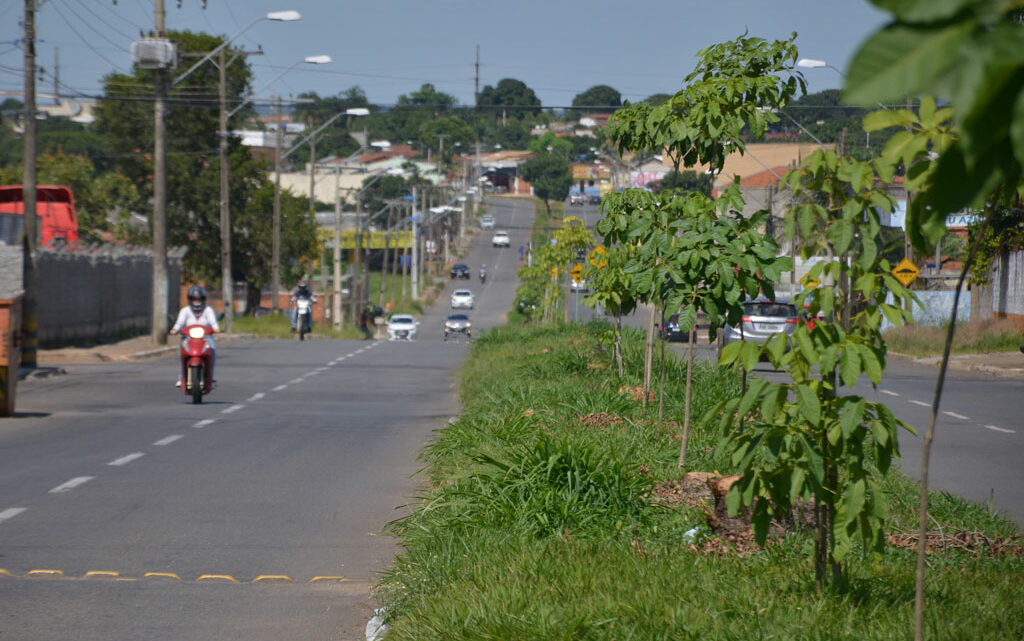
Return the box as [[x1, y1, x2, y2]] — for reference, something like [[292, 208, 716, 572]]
[[614, 313, 624, 377], [914, 204, 994, 641], [678, 325, 696, 469], [246, 283, 262, 316], [658, 306, 666, 422], [642, 304, 656, 410]]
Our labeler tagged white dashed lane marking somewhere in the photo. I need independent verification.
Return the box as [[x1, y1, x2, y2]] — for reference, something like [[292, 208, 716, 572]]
[[49, 477, 95, 494], [880, 390, 899, 397], [288, 378, 304, 385], [193, 419, 216, 428], [909, 400, 931, 408], [272, 384, 288, 392], [943, 411, 970, 420], [984, 424, 1016, 434], [247, 392, 265, 402], [154, 435, 184, 446], [221, 404, 244, 414], [0, 508, 26, 524], [108, 453, 145, 467]]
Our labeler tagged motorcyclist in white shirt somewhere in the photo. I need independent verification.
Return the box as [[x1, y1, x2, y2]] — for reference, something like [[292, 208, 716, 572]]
[[170, 285, 220, 386]]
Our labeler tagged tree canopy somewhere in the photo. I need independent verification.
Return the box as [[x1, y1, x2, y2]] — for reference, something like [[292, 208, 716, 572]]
[[572, 85, 622, 112], [520, 152, 571, 214], [477, 78, 541, 117]]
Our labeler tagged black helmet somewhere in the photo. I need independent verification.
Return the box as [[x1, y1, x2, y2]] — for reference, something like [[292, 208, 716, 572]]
[[187, 285, 207, 313], [297, 279, 308, 291]]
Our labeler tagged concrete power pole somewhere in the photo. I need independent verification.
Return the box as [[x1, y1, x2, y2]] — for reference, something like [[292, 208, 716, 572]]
[[218, 47, 233, 332], [151, 0, 169, 345], [474, 45, 480, 107], [411, 186, 419, 300], [21, 0, 38, 368], [272, 94, 283, 312]]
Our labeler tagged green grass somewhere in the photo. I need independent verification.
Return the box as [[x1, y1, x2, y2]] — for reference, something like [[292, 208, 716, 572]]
[[377, 321, 1024, 641], [883, 318, 1023, 357]]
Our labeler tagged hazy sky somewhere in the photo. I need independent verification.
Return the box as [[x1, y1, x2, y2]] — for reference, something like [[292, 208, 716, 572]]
[[0, 0, 891, 108]]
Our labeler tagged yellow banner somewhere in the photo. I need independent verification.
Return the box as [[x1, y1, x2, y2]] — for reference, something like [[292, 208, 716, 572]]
[[317, 229, 413, 250]]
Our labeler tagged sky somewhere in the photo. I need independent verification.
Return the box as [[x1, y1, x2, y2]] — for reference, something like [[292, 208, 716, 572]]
[[0, 0, 891, 109]]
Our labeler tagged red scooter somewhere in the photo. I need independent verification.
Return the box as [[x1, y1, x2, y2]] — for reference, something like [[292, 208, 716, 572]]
[[178, 324, 214, 404]]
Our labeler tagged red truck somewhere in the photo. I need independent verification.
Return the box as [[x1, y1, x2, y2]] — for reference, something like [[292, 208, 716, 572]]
[[0, 184, 79, 246]]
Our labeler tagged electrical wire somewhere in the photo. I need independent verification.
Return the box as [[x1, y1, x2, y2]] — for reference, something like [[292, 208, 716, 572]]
[[48, 1, 130, 74]]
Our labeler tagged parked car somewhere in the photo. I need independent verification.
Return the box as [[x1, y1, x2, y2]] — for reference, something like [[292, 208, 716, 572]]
[[721, 299, 800, 346], [659, 313, 691, 342], [491, 231, 511, 247], [569, 193, 585, 206], [450, 289, 475, 309], [480, 215, 496, 229], [443, 313, 472, 340], [386, 314, 419, 341], [588, 194, 601, 205], [450, 263, 470, 279]]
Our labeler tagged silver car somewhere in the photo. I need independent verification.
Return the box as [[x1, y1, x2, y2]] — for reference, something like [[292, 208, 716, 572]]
[[722, 300, 800, 346]]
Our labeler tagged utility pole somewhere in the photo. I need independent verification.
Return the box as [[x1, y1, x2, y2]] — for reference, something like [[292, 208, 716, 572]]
[[152, 0, 169, 345], [272, 94, 283, 312], [21, 0, 38, 368], [53, 47, 59, 105], [218, 47, 233, 332], [411, 186, 419, 300], [474, 45, 480, 107], [332, 167, 343, 329]]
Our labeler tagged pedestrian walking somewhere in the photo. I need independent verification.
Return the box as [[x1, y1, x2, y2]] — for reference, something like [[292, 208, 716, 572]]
[[519, 243, 525, 261]]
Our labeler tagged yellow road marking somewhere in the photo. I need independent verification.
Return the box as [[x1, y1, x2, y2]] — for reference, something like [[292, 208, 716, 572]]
[[309, 575, 348, 583], [253, 575, 294, 584], [196, 574, 238, 583], [26, 569, 64, 578], [84, 571, 120, 580], [0, 568, 11, 577], [143, 572, 182, 581]]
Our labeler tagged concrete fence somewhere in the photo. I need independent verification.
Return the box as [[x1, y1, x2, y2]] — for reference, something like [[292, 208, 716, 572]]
[[0, 242, 184, 345]]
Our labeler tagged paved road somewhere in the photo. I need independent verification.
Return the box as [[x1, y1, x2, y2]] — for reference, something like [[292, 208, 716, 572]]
[[0, 197, 534, 640]]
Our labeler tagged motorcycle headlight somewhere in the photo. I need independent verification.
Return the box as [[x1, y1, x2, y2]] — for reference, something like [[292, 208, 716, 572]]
[[188, 327, 206, 339]]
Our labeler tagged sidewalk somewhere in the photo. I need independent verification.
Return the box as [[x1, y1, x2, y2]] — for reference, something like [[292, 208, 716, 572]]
[[891, 349, 1024, 379]]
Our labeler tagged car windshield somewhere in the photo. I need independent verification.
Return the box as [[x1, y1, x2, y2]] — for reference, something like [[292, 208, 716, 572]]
[[453, 290, 471, 296], [447, 314, 469, 321], [743, 302, 797, 317], [453, 264, 467, 270], [390, 315, 414, 324]]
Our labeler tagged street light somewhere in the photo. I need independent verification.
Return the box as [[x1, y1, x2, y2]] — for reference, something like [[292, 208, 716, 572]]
[[265, 55, 333, 312], [149, 9, 300, 339], [278, 107, 369, 328], [796, 58, 847, 78]]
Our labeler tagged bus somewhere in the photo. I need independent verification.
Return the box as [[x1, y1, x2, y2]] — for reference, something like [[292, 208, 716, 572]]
[[0, 184, 79, 246]]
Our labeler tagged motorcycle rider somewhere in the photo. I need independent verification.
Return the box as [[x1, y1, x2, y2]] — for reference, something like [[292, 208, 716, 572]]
[[289, 279, 317, 332], [479, 264, 487, 283], [170, 285, 219, 387]]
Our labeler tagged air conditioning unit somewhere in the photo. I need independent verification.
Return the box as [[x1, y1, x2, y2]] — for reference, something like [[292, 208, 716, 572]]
[[131, 38, 177, 70]]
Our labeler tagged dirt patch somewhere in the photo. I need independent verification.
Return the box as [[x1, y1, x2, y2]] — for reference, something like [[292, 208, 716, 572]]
[[578, 412, 624, 428], [887, 530, 1024, 557]]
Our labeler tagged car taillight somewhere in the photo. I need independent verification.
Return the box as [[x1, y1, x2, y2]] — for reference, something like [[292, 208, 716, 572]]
[[741, 316, 752, 322], [785, 318, 799, 324]]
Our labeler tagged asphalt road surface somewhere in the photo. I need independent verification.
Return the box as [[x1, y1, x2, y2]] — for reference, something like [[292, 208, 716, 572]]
[[0, 197, 535, 641]]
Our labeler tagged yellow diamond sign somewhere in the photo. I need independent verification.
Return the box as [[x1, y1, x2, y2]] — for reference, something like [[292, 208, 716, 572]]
[[892, 258, 920, 287], [799, 272, 820, 289], [571, 263, 583, 280]]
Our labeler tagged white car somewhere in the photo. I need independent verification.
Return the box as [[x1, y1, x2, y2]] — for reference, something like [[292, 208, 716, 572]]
[[450, 289, 475, 309], [386, 314, 419, 341], [492, 231, 511, 247], [480, 215, 496, 229]]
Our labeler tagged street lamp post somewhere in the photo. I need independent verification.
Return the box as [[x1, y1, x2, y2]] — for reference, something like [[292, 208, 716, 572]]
[[160, 9, 300, 336], [263, 55, 332, 312]]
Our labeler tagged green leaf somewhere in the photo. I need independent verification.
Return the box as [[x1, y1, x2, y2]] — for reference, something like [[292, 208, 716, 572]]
[[740, 340, 761, 372], [845, 21, 973, 105], [840, 398, 866, 438], [789, 467, 806, 505], [726, 483, 743, 516], [839, 348, 862, 387], [719, 339, 743, 366], [794, 384, 821, 425], [864, 108, 918, 132], [859, 344, 883, 384]]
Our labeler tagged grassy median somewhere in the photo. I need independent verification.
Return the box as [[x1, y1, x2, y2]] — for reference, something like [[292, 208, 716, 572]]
[[377, 321, 1023, 640]]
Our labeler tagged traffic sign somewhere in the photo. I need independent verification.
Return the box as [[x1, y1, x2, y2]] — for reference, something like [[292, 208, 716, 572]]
[[800, 272, 820, 289], [588, 245, 608, 269], [571, 263, 583, 280], [891, 258, 920, 287]]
